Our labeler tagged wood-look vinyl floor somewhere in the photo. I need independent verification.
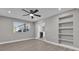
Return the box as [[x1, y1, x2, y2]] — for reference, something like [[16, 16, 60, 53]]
[[0, 39, 74, 51]]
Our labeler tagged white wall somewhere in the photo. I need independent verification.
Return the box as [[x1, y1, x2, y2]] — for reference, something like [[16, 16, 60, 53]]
[[73, 9, 79, 48], [44, 16, 59, 43], [0, 16, 35, 43]]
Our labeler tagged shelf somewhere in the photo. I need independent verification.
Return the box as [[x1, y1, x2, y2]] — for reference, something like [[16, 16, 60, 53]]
[[59, 39, 73, 46], [59, 39, 73, 42], [59, 27, 73, 30], [59, 33, 73, 36], [59, 20, 73, 24], [59, 14, 73, 20]]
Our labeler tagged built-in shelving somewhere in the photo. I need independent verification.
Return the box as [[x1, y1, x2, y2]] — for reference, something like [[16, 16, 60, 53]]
[[58, 14, 73, 46]]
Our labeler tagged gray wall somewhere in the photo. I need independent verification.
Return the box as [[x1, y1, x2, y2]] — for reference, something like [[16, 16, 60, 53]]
[[44, 16, 59, 43], [0, 16, 35, 43]]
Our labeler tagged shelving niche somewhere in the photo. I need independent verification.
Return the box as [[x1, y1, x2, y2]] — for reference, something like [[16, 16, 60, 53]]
[[58, 14, 73, 46]]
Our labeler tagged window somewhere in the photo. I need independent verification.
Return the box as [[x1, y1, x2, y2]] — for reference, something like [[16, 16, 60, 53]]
[[13, 22, 30, 32]]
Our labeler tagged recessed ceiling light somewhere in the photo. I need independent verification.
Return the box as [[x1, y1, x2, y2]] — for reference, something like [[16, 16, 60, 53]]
[[8, 10, 11, 14], [58, 8, 62, 11]]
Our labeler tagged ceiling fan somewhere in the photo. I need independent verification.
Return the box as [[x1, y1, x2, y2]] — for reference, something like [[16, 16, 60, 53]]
[[22, 9, 41, 19]]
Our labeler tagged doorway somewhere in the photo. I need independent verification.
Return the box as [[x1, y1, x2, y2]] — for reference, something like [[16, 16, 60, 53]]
[[35, 22, 45, 39]]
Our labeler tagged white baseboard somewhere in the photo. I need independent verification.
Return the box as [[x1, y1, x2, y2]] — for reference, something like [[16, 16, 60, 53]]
[[0, 38, 34, 45], [38, 39, 79, 51]]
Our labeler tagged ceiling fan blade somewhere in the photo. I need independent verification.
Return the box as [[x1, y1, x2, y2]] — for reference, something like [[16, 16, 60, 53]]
[[23, 14, 29, 16], [34, 14, 41, 17], [22, 9, 30, 13], [30, 10, 34, 13], [33, 9, 39, 13], [31, 16, 34, 19]]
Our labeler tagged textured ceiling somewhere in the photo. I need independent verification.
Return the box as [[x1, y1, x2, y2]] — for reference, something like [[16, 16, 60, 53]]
[[0, 8, 73, 22]]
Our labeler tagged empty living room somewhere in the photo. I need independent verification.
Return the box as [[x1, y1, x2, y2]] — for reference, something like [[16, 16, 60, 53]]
[[0, 8, 79, 51], [1, 0, 79, 59]]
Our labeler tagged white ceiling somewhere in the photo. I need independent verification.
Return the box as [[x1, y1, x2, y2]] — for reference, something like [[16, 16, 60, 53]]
[[0, 8, 73, 22]]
